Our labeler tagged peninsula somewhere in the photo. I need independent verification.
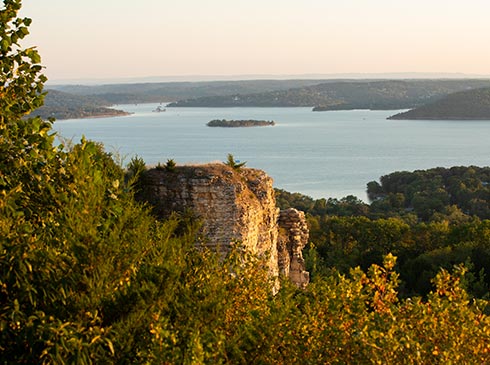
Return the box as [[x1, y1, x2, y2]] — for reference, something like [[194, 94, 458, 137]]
[[388, 87, 490, 120], [31, 90, 130, 120], [207, 119, 275, 127]]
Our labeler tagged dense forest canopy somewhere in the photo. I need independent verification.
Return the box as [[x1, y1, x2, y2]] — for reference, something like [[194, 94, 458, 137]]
[[367, 166, 490, 220], [2, 1, 490, 363], [277, 166, 490, 298]]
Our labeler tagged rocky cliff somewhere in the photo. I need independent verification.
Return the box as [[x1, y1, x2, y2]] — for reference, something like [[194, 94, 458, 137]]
[[138, 163, 309, 287], [278, 208, 310, 288]]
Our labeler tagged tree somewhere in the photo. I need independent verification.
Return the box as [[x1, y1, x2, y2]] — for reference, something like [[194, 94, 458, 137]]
[[1, 0, 46, 121], [164, 158, 177, 172], [224, 153, 246, 170], [0, 3, 187, 362]]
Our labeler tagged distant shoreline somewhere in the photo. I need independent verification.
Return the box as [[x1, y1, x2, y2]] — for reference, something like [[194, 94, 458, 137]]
[[75, 111, 132, 120], [388, 115, 490, 121], [53, 110, 132, 121]]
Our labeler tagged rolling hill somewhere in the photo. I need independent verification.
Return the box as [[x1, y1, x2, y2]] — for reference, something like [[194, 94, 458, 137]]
[[388, 87, 490, 120], [35, 80, 490, 120], [48, 79, 329, 104], [167, 79, 490, 110], [30, 90, 129, 120]]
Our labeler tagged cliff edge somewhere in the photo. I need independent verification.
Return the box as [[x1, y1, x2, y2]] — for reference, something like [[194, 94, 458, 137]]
[[138, 163, 309, 287]]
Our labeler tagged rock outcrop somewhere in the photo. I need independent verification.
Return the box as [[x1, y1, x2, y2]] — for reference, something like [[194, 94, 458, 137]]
[[277, 208, 310, 288], [138, 163, 309, 287]]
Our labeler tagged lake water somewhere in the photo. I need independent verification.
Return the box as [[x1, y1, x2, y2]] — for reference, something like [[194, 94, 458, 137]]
[[52, 104, 490, 201]]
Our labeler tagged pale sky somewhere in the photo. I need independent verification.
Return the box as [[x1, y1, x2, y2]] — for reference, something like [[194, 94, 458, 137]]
[[19, 0, 490, 82]]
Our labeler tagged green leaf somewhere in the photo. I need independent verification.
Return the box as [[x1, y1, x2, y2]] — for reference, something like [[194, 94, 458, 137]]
[[1, 39, 10, 52]]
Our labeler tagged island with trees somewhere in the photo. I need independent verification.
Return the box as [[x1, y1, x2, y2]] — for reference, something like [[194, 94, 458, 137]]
[[207, 119, 275, 127]]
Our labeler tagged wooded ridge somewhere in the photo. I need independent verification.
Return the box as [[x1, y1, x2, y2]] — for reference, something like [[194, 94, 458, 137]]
[[389, 87, 490, 120]]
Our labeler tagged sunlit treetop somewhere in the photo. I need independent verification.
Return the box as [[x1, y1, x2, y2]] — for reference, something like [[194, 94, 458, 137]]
[[1, 0, 46, 123]]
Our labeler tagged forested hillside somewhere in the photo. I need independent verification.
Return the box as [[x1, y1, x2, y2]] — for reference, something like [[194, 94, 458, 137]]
[[36, 80, 330, 119], [367, 166, 490, 218], [2, 2, 490, 363], [50, 79, 490, 112], [168, 79, 490, 109], [277, 166, 490, 298], [30, 90, 128, 120], [34, 80, 490, 121], [389, 87, 490, 120], [49, 79, 327, 104]]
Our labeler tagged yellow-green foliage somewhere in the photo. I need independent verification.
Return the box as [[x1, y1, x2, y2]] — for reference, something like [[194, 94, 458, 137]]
[[2, 1, 490, 364], [268, 256, 490, 364]]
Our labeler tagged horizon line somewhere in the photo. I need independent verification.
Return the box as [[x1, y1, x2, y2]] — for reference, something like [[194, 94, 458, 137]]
[[46, 72, 490, 86]]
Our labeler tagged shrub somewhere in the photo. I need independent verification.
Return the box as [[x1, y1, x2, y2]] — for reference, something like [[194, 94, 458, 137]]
[[224, 153, 247, 170]]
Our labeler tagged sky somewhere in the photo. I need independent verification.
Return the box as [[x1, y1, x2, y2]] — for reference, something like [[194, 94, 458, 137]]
[[19, 0, 490, 82]]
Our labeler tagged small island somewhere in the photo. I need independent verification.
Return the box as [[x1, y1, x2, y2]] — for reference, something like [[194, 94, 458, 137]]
[[206, 119, 276, 128]]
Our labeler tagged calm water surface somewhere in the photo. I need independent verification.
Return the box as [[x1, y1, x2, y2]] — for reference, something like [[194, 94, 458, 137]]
[[53, 104, 490, 200]]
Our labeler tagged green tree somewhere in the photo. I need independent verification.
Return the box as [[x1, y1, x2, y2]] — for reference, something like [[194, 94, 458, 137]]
[[1, 2, 193, 362], [164, 158, 177, 172], [1, 0, 46, 120], [224, 153, 246, 170]]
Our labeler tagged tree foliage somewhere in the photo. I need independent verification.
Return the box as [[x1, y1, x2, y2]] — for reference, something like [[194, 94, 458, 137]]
[[1, 0, 46, 120], [2, 2, 490, 363], [368, 166, 490, 220], [278, 168, 490, 298]]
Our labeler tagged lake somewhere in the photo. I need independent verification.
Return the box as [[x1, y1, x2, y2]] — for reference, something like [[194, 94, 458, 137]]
[[52, 104, 490, 201]]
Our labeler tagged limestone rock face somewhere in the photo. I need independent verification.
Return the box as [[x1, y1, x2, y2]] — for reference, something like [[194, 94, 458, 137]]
[[277, 208, 310, 288], [138, 163, 308, 287]]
